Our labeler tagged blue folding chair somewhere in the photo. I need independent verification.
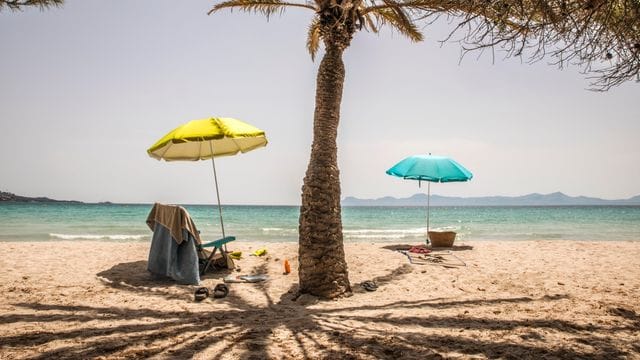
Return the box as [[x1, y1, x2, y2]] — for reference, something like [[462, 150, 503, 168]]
[[196, 235, 236, 275]]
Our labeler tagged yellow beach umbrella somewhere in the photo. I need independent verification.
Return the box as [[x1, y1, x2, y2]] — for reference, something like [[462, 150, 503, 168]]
[[148, 117, 267, 161], [148, 117, 268, 238]]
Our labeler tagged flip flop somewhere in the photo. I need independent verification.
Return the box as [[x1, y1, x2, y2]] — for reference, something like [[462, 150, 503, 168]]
[[361, 280, 378, 292], [239, 274, 269, 283], [212, 283, 229, 298], [251, 248, 267, 257], [194, 287, 209, 301], [223, 275, 244, 283]]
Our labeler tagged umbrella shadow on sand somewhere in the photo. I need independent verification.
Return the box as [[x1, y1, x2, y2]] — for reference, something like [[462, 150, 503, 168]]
[[95, 261, 187, 301], [96, 260, 237, 301], [382, 244, 474, 252]]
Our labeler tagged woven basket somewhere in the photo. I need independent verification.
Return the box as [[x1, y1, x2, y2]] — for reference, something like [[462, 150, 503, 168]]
[[428, 231, 456, 247]]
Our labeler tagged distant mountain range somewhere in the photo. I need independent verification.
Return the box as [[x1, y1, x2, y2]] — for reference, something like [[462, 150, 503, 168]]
[[3, 190, 640, 206], [342, 192, 640, 206]]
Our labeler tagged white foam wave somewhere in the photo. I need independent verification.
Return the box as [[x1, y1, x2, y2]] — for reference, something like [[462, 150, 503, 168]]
[[260, 227, 460, 240], [345, 234, 410, 239], [49, 233, 147, 240], [431, 226, 458, 231], [261, 228, 297, 233], [343, 228, 428, 235]]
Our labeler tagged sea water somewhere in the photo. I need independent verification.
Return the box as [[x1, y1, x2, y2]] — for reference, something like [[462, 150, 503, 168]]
[[0, 203, 639, 243]]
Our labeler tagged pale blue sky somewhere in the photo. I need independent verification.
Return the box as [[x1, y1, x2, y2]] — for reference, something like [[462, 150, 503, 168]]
[[1, 1, 638, 205]]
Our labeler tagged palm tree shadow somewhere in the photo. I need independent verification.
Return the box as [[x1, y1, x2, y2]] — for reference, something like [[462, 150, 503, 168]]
[[351, 263, 414, 294], [3, 263, 637, 359]]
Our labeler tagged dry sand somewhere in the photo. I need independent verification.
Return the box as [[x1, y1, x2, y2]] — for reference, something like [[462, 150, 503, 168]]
[[1, 240, 639, 359]]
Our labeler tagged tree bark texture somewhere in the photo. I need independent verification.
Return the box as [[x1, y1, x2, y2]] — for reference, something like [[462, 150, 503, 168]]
[[298, 43, 351, 298]]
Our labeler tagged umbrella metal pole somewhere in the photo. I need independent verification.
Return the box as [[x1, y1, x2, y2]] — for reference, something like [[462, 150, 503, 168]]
[[209, 142, 228, 253], [427, 182, 431, 244]]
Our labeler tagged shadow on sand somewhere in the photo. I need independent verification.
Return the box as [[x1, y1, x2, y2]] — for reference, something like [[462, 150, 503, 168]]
[[94, 260, 237, 301], [382, 244, 474, 252], [2, 261, 638, 359]]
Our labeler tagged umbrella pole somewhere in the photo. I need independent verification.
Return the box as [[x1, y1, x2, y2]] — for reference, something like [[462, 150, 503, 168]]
[[209, 142, 228, 253], [426, 181, 431, 244]]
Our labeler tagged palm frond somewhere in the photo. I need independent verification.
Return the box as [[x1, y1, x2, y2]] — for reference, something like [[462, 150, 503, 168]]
[[0, 0, 63, 12], [362, 0, 444, 15], [306, 18, 322, 61], [362, 13, 380, 33], [208, 0, 315, 17], [364, 1, 424, 42]]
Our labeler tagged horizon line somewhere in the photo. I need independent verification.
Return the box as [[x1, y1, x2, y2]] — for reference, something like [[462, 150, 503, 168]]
[[3, 190, 639, 206]]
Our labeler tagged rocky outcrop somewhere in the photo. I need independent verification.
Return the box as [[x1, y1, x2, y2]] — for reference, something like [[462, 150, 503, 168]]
[[0, 191, 81, 203]]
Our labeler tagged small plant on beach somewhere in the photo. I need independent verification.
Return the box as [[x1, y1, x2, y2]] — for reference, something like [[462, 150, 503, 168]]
[[209, 0, 639, 298]]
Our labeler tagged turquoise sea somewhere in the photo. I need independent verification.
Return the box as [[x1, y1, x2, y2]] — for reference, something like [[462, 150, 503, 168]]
[[1, 203, 639, 243]]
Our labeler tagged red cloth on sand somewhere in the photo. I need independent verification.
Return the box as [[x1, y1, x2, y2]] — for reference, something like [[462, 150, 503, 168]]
[[408, 246, 431, 254]]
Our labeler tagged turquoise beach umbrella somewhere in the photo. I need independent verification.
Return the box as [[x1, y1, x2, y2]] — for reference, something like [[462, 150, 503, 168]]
[[386, 154, 473, 182], [386, 154, 473, 239]]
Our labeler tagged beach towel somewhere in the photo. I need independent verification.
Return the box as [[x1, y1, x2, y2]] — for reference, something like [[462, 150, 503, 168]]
[[148, 224, 200, 285]]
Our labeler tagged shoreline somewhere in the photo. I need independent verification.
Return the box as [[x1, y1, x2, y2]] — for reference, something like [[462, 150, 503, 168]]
[[1, 240, 639, 359], [2, 238, 640, 244], [4, 201, 640, 208], [3, 205, 640, 243]]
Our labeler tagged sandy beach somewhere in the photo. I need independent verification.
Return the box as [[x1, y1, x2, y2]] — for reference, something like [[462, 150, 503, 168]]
[[1, 240, 639, 359]]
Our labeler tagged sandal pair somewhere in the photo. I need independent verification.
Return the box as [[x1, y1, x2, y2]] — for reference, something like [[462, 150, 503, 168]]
[[194, 283, 229, 301], [212, 283, 229, 298], [194, 287, 209, 301], [361, 280, 378, 292]]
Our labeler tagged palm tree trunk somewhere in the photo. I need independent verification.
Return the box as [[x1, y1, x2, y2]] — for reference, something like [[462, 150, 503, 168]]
[[298, 43, 351, 298]]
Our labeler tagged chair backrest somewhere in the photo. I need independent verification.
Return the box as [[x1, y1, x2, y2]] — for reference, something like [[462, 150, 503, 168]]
[[146, 202, 201, 245]]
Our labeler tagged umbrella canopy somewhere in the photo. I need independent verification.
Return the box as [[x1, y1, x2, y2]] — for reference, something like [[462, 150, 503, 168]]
[[148, 117, 268, 240], [386, 154, 473, 183], [148, 117, 267, 161], [386, 154, 472, 242]]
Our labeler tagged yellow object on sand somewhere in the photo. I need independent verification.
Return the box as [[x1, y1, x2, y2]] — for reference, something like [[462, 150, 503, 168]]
[[251, 248, 267, 257], [229, 251, 242, 260]]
